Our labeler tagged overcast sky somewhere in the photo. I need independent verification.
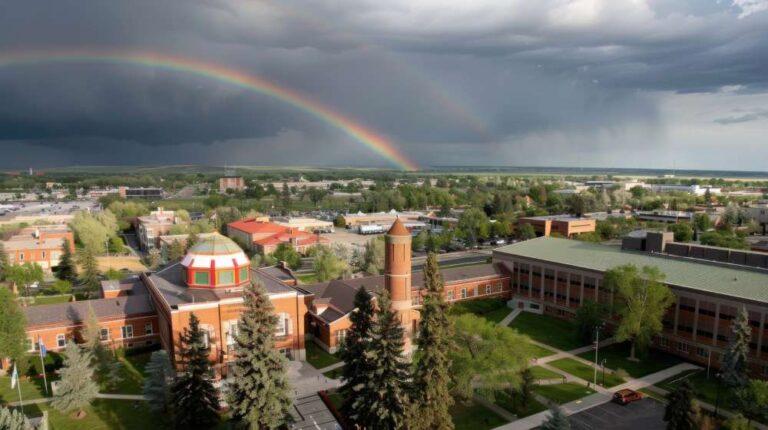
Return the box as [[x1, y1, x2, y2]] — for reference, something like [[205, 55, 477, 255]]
[[1, 0, 767, 171]]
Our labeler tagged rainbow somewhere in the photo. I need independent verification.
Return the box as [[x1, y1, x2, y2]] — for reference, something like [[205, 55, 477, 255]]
[[0, 49, 418, 171]]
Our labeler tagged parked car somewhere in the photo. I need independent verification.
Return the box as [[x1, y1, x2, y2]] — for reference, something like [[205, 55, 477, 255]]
[[612, 389, 643, 405]]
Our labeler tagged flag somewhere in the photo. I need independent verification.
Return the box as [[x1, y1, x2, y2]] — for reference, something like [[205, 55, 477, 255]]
[[39, 339, 47, 358], [10, 364, 18, 389]]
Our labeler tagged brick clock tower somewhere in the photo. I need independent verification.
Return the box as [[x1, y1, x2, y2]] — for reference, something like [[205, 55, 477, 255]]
[[385, 218, 416, 351]]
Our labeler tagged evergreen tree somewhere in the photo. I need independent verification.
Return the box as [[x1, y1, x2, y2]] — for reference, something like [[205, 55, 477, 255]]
[[227, 281, 292, 429], [541, 406, 570, 430], [170, 313, 220, 429], [354, 291, 410, 430], [664, 380, 698, 430], [339, 287, 376, 424], [144, 350, 174, 413], [409, 253, 454, 430], [0, 405, 31, 430], [0, 288, 26, 368], [721, 307, 751, 391], [0, 242, 9, 281], [147, 248, 161, 270], [78, 247, 101, 294], [168, 239, 185, 262], [51, 341, 99, 417]]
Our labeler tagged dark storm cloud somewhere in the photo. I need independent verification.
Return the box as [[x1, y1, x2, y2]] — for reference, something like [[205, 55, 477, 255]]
[[0, 0, 767, 169], [714, 108, 768, 124]]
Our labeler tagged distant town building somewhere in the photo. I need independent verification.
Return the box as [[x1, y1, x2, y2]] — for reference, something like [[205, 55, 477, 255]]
[[646, 184, 721, 196], [271, 217, 334, 233], [136, 208, 187, 250], [342, 210, 425, 228], [118, 186, 164, 199], [747, 201, 768, 235], [219, 176, 245, 193], [635, 210, 694, 223], [517, 215, 596, 238], [227, 218, 329, 254], [1, 225, 75, 271]]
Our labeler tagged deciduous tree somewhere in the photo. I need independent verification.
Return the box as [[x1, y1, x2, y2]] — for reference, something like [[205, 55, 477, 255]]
[[608, 264, 675, 360], [227, 281, 292, 429], [0, 288, 26, 368]]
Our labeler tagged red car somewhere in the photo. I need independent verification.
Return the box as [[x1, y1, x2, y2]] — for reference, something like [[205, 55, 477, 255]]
[[612, 389, 643, 405]]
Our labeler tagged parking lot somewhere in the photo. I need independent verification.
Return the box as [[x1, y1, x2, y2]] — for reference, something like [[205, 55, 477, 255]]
[[568, 398, 666, 430]]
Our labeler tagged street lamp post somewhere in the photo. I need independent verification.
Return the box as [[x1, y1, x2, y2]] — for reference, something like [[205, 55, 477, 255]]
[[714, 372, 722, 416], [593, 324, 601, 386]]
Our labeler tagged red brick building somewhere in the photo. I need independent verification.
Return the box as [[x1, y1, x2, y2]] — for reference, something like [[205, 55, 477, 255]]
[[227, 218, 328, 254], [1, 225, 75, 271]]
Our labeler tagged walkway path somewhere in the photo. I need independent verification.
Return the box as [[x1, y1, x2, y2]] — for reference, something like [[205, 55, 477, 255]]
[[8, 392, 148, 407], [317, 361, 344, 374], [474, 395, 518, 422], [498, 308, 522, 327]]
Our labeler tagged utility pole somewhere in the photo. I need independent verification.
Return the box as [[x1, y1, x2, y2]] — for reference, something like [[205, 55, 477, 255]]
[[593, 325, 600, 386]]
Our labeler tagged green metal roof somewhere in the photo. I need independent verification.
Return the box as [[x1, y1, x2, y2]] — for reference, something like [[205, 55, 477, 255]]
[[187, 233, 243, 255], [495, 237, 768, 304]]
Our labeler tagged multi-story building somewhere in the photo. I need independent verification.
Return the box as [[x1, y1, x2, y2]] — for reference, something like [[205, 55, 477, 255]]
[[271, 217, 334, 233], [517, 215, 596, 238], [136, 208, 186, 251], [118, 186, 164, 200], [747, 201, 768, 235], [494, 236, 768, 377], [219, 176, 245, 193], [1, 225, 75, 271], [227, 218, 329, 254]]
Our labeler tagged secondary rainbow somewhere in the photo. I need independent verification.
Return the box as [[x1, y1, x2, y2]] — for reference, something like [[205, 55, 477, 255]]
[[0, 49, 418, 171]]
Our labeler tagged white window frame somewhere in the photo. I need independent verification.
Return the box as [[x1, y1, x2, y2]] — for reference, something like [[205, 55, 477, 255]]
[[460, 288, 467, 299], [275, 313, 291, 337], [144, 323, 153, 335], [56, 334, 66, 348], [336, 329, 347, 344], [677, 342, 689, 353], [226, 321, 238, 347], [446, 290, 454, 301], [485, 285, 492, 295], [27, 337, 36, 352], [100, 328, 110, 341], [19, 253, 24, 262], [121, 325, 134, 339]]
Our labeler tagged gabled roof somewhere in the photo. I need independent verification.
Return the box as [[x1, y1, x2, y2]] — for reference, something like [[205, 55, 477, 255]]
[[228, 219, 286, 234], [24, 295, 155, 328]]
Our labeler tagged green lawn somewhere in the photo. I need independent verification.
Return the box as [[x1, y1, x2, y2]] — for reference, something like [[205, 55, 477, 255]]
[[449, 298, 510, 324], [533, 383, 597, 405], [656, 369, 725, 406], [549, 358, 625, 388], [296, 273, 319, 284], [452, 399, 508, 430], [326, 390, 345, 410], [528, 343, 556, 359], [493, 391, 548, 418], [0, 375, 53, 404], [323, 366, 344, 380], [306, 342, 341, 369], [509, 312, 585, 351], [12, 399, 172, 430], [27, 295, 73, 306], [529, 366, 563, 380], [577, 342, 683, 378], [102, 352, 152, 394]]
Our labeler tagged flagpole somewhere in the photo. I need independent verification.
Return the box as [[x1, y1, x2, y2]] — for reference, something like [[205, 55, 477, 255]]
[[39, 338, 49, 395]]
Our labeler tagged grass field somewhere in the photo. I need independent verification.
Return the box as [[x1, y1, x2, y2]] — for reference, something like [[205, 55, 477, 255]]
[[449, 298, 510, 324], [533, 383, 597, 404], [323, 366, 344, 380], [577, 342, 682, 378], [655, 369, 725, 406], [102, 352, 153, 394], [27, 295, 73, 306], [306, 342, 341, 369], [529, 366, 563, 380], [493, 391, 548, 418], [509, 312, 585, 351], [0, 375, 52, 404], [296, 273, 319, 284], [452, 399, 509, 430], [528, 343, 556, 359], [12, 399, 169, 430], [549, 358, 625, 388]]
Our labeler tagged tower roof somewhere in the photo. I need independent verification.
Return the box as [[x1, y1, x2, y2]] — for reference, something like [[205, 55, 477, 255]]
[[187, 234, 243, 255], [387, 217, 410, 236]]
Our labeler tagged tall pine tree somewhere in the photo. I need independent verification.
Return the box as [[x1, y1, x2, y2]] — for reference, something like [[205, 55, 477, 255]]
[[354, 291, 410, 430], [0, 405, 31, 430], [227, 281, 292, 429], [409, 253, 454, 430], [721, 307, 751, 391], [170, 313, 220, 429], [78, 247, 101, 295], [144, 350, 174, 413], [664, 380, 698, 430], [54, 239, 77, 282], [51, 341, 99, 418], [339, 287, 376, 424]]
